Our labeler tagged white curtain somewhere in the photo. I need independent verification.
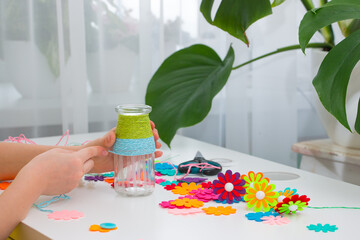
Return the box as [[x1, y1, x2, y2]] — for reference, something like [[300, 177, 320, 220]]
[[0, 0, 327, 167]]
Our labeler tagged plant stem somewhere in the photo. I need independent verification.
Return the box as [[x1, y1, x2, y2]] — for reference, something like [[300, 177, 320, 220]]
[[232, 42, 333, 70], [300, 0, 335, 47]]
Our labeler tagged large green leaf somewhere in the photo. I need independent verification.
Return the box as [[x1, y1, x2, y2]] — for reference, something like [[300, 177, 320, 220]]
[[313, 29, 360, 132], [145, 44, 235, 147], [299, 0, 360, 52], [200, 0, 272, 46], [271, 0, 286, 7]]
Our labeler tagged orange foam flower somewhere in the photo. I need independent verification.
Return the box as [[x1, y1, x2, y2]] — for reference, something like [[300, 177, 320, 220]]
[[170, 198, 204, 208], [202, 206, 236, 216], [89, 225, 117, 233], [243, 179, 279, 212], [172, 182, 202, 195], [241, 171, 269, 188], [104, 178, 114, 184]]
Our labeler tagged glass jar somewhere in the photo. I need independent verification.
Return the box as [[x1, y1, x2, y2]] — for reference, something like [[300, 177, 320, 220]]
[[113, 104, 155, 196]]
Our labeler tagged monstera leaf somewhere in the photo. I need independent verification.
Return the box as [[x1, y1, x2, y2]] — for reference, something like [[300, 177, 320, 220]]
[[299, 0, 360, 52], [200, 0, 272, 46], [145, 44, 234, 147], [299, 0, 360, 133], [312, 30, 360, 133]]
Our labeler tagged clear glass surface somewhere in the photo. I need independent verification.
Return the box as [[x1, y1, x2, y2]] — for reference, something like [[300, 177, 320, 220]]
[[114, 104, 155, 196]]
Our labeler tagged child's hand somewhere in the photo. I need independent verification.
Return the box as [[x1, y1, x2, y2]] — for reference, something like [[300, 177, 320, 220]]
[[83, 121, 163, 173], [17, 146, 107, 196]]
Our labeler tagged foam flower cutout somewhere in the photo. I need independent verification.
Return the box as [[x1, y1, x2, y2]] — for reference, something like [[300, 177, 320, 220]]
[[179, 177, 208, 183], [241, 171, 269, 189], [201, 181, 214, 189], [164, 183, 181, 191], [190, 188, 219, 202], [172, 182, 202, 195], [272, 187, 298, 211], [104, 177, 114, 184], [213, 170, 246, 204], [155, 162, 178, 170], [157, 169, 177, 176], [168, 208, 203, 215], [0, 182, 11, 190], [179, 195, 196, 200], [170, 198, 204, 208], [84, 175, 105, 181], [155, 163, 178, 176], [277, 187, 298, 203], [160, 180, 179, 186], [159, 200, 180, 209], [89, 224, 118, 232], [215, 199, 241, 204], [155, 178, 167, 184], [307, 223, 338, 233], [261, 216, 290, 225], [243, 179, 279, 212], [101, 172, 115, 178], [202, 206, 236, 216], [275, 195, 310, 214], [48, 210, 84, 220], [245, 211, 279, 222]]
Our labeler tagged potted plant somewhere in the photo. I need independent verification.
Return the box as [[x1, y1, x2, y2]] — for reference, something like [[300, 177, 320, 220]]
[[145, 0, 360, 147]]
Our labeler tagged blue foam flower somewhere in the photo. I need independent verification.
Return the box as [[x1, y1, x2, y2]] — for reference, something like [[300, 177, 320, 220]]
[[245, 211, 280, 222], [155, 163, 178, 170]]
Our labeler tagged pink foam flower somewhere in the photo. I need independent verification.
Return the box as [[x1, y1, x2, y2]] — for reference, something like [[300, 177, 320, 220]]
[[261, 216, 290, 225], [48, 210, 84, 220]]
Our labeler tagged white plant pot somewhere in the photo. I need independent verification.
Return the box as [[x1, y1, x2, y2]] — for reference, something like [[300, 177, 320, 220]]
[[4, 41, 61, 98], [311, 50, 360, 148], [87, 44, 137, 93]]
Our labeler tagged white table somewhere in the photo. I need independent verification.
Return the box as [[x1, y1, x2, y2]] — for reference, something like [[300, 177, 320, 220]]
[[6, 133, 360, 240]]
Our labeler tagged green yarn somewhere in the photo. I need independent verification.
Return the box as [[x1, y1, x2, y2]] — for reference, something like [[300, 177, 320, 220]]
[[115, 114, 153, 139], [308, 206, 360, 209]]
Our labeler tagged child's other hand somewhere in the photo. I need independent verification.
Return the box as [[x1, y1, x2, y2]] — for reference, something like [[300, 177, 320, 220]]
[[17, 146, 107, 196], [150, 120, 163, 158], [84, 120, 163, 173]]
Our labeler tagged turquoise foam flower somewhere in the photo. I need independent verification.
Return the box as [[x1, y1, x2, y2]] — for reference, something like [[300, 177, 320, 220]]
[[307, 224, 338, 233]]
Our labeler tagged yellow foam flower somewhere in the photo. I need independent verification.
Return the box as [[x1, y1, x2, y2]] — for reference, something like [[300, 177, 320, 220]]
[[172, 182, 202, 195], [202, 206, 236, 216], [170, 198, 204, 208], [243, 179, 279, 212]]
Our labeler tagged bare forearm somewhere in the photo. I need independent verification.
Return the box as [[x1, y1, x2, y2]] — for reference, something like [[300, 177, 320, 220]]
[[0, 142, 80, 180], [0, 170, 43, 239]]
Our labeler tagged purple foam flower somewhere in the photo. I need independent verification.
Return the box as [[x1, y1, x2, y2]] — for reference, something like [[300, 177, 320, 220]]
[[212, 170, 246, 204], [84, 175, 105, 181], [179, 177, 207, 183]]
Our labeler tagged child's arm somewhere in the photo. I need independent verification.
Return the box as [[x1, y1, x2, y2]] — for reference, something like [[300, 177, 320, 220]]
[[0, 142, 81, 180], [0, 122, 162, 180], [0, 146, 107, 239]]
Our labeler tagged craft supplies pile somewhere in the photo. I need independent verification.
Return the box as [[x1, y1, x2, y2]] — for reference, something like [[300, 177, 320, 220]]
[[151, 164, 337, 232]]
